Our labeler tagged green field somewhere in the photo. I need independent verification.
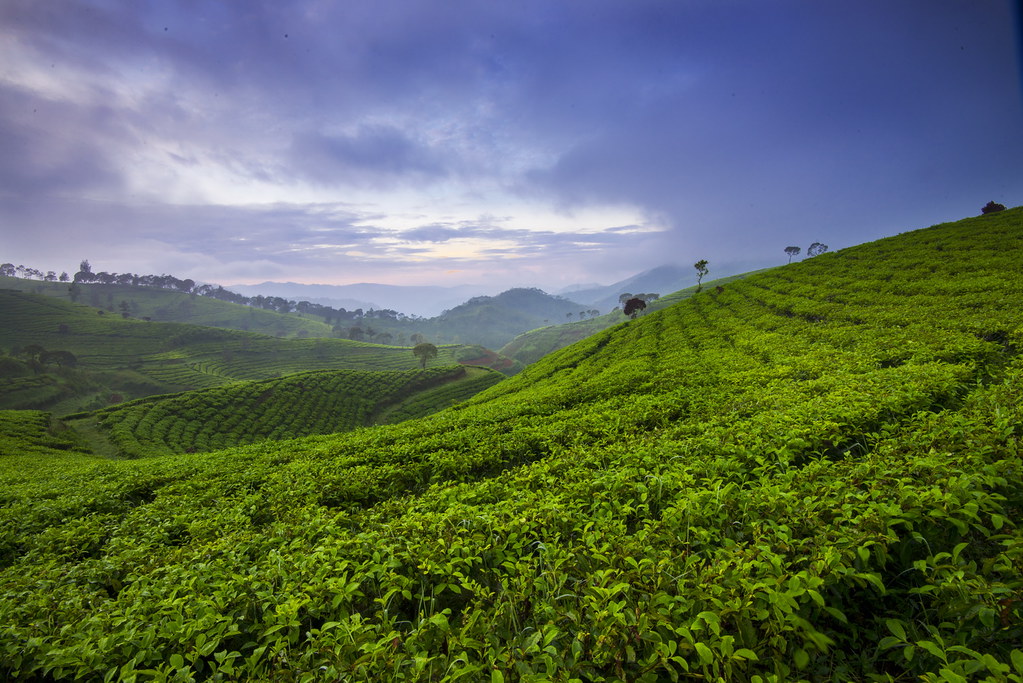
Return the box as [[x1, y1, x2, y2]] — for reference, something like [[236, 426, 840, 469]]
[[499, 272, 755, 365], [67, 366, 505, 458], [0, 292, 508, 415], [0, 277, 334, 338], [1, 208, 1021, 681]]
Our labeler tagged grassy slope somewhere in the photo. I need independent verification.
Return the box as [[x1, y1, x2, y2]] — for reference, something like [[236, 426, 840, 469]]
[[0, 291, 481, 414], [1, 208, 1022, 680], [66, 366, 505, 458], [0, 276, 334, 338], [499, 272, 755, 365]]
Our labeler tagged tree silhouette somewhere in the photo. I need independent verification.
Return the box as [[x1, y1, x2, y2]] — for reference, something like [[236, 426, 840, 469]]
[[413, 342, 438, 368], [623, 297, 647, 319], [694, 259, 709, 292], [807, 242, 829, 257], [982, 201, 1006, 215], [784, 246, 801, 263]]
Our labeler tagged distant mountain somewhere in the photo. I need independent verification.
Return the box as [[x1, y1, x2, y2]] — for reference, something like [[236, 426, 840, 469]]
[[227, 282, 500, 317], [564, 264, 696, 312], [392, 288, 588, 350]]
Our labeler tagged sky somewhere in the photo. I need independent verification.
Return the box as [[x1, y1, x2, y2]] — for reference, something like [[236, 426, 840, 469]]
[[2, 0, 1022, 293]]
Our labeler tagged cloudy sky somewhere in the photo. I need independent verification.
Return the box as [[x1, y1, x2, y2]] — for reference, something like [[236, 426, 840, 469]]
[[2, 1, 1021, 292]]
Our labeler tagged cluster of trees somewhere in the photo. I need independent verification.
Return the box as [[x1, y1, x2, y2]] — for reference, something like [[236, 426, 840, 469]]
[[617, 292, 661, 319], [5, 344, 78, 373], [566, 310, 602, 321], [783, 242, 829, 263], [5, 259, 415, 328], [0, 264, 69, 282]]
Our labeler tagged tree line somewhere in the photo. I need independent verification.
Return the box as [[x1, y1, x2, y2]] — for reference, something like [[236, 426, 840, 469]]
[[1, 259, 413, 327]]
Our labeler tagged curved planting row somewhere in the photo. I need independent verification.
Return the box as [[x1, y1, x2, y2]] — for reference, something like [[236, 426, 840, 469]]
[[87, 366, 486, 457]]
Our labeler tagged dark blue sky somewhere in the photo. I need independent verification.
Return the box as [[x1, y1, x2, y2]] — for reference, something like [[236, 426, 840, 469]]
[[2, 1, 1021, 290]]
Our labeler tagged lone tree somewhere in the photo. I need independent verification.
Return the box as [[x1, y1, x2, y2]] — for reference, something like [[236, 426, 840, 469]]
[[807, 242, 829, 257], [982, 201, 1006, 215], [413, 342, 438, 368], [784, 246, 801, 263], [623, 297, 647, 319], [694, 259, 709, 292]]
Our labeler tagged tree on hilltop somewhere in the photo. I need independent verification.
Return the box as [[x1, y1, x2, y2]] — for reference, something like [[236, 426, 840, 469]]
[[74, 259, 95, 283], [784, 246, 801, 263], [623, 297, 647, 319], [694, 259, 709, 292], [413, 342, 438, 368], [807, 242, 829, 257], [982, 201, 1006, 215]]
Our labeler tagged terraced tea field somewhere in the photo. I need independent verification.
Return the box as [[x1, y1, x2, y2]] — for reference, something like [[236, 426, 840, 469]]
[[0, 292, 492, 414], [0, 208, 1021, 681], [68, 366, 504, 458], [499, 272, 755, 365]]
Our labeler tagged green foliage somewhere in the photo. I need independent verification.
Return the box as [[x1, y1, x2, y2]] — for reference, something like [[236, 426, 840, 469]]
[[0, 293, 480, 414], [500, 272, 753, 365], [694, 258, 709, 289], [0, 207, 1022, 681], [72, 366, 504, 457], [623, 297, 647, 319], [0, 277, 334, 338], [414, 342, 439, 369]]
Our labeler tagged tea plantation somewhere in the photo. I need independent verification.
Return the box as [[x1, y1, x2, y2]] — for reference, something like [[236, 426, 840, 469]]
[[0, 276, 334, 339], [1, 208, 1021, 681], [67, 366, 505, 458], [0, 293, 490, 414]]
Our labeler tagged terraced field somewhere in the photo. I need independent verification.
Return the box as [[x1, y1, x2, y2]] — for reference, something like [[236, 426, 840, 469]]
[[0, 293, 489, 414], [0, 208, 1021, 681], [499, 272, 755, 365], [0, 277, 333, 338], [68, 366, 505, 458]]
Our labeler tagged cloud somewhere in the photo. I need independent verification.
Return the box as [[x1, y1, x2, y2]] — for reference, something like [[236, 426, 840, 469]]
[[290, 126, 449, 187], [1, 0, 1021, 293]]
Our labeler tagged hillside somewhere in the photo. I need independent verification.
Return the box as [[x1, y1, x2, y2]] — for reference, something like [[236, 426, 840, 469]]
[[500, 272, 754, 365], [0, 291, 509, 414], [334, 287, 589, 351], [66, 366, 505, 458], [226, 281, 491, 318], [3, 276, 589, 353], [1, 208, 1022, 680], [562, 263, 697, 310], [0, 276, 334, 338]]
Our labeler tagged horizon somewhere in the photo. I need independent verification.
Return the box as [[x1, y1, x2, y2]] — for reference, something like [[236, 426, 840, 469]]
[[2, 2, 1021, 290]]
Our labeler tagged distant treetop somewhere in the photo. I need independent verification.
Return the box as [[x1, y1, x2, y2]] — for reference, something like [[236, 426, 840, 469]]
[[981, 201, 1006, 215]]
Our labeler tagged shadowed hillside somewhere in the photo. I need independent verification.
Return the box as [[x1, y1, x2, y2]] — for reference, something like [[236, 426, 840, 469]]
[[1, 208, 1021, 681]]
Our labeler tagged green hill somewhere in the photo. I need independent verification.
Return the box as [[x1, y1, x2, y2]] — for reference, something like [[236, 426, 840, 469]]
[[0, 291, 504, 415], [500, 272, 755, 365], [338, 287, 589, 351], [1, 208, 1022, 681], [67, 366, 505, 458], [0, 276, 333, 338]]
